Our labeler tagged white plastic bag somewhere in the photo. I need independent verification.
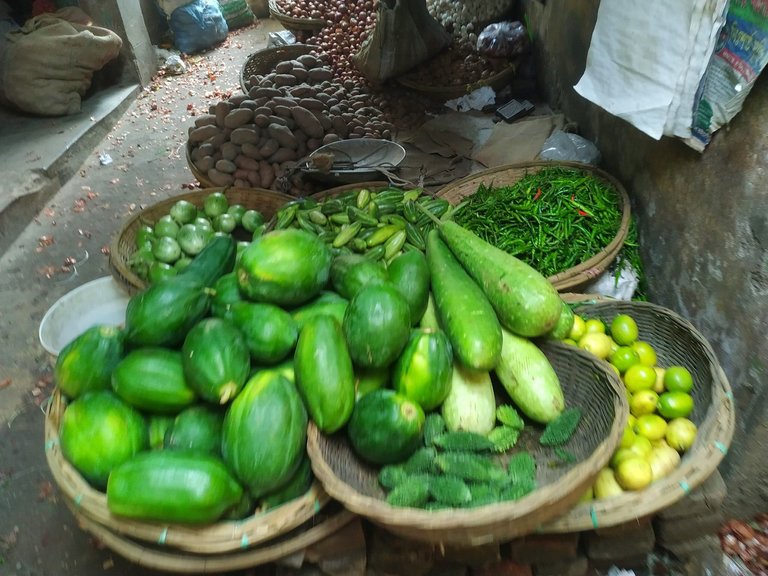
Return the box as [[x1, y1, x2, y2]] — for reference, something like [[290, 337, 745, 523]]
[[582, 261, 639, 301]]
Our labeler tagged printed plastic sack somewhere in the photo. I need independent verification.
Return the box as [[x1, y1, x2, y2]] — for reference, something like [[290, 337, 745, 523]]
[[217, 0, 253, 30], [476, 21, 529, 59], [169, 0, 228, 55], [1, 9, 122, 116]]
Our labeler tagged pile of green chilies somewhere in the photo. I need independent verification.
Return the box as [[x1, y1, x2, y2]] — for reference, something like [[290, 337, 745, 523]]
[[452, 167, 624, 278]]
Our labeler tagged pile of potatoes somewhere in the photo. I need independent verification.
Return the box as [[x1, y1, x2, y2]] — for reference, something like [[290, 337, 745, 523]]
[[188, 51, 394, 195]]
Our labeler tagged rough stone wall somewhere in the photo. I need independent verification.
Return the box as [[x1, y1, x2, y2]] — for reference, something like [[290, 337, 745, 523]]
[[521, 0, 768, 518]]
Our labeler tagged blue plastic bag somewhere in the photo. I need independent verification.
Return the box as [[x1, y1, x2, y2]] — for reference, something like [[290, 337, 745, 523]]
[[169, 0, 228, 55]]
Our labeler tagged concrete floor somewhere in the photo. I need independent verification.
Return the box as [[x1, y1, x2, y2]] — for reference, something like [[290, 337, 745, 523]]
[[0, 19, 289, 576]]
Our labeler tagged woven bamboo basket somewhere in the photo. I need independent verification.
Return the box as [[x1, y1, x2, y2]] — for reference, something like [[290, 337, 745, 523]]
[[108, 187, 294, 295], [239, 43, 313, 94], [64, 498, 355, 574], [308, 180, 393, 200], [186, 141, 215, 188], [268, 0, 328, 33], [307, 341, 628, 546], [45, 389, 335, 556], [397, 60, 519, 102], [435, 161, 632, 293], [538, 300, 735, 533]]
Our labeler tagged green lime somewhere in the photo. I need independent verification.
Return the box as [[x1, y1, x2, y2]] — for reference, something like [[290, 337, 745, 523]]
[[585, 318, 607, 334], [609, 346, 641, 374], [610, 314, 639, 346], [657, 391, 694, 419], [623, 364, 657, 393], [631, 340, 658, 366], [663, 366, 694, 393]]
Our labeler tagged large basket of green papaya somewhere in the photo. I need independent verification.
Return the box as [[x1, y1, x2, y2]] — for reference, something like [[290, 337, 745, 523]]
[[307, 340, 628, 546], [109, 187, 293, 295], [45, 388, 338, 558], [537, 300, 735, 533], [435, 161, 632, 293]]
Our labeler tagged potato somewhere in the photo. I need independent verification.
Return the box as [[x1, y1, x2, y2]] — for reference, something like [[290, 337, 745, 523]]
[[215, 159, 237, 174], [306, 138, 322, 151], [272, 96, 298, 108], [234, 168, 250, 180], [273, 74, 298, 87], [268, 115, 290, 128], [207, 168, 235, 187], [275, 60, 294, 74], [296, 54, 320, 68], [239, 99, 259, 110], [194, 155, 215, 173], [289, 84, 316, 98], [292, 67, 308, 82], [194, 114, 217, 128], [273, 105, 293, 119], [215, 101, 232, 128], [259, 160, 275, 188], [322, 133, 341, 145], [269, 148, 298, 163], [220, 142, 240, 161], [259, 138, 280, 158], [268, 124, 298, 149], [291, 106, 324, 139], [299, 98, 325, 111], [224, 109, 253, 129], [307, 68, 333, 83], [331, 116, 349, 138], [230, 127, 260, 146], [235, 155, 261, 171], [229, 93, 248, 106], [240, 143, 262, 160], [189, 125, 220, 143], [247, 171, 262, 188], [252, 87, 282, 99], [312, 112, 332, 131], [254, 114, 271, 129], [234, 178, 249, 189]]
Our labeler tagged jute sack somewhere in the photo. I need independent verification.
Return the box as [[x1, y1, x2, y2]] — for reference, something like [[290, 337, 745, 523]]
[[1, 10, 122, 116]]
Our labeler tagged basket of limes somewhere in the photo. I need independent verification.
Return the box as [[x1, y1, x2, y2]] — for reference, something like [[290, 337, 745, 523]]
[[538, 299, 735, 532]]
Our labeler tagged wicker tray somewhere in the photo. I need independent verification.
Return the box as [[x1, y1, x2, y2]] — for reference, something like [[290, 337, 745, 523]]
[[397, 58, 519, 102], [108, 187, 294, 295], [45, 389, 334, 555], [538, 300, 735, 533], [268, 0, 328, 32], [435, 161, 632, 292], [239, 43, 313, 94], [307, 341, 628, 546]]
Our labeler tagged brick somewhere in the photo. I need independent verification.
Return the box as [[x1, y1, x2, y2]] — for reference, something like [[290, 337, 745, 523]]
[[584, 523, 655, 560], [589, 553, 650, 572], [424, 563, 469, 576], [657, 470, 727, 520], [657, 534, 722, 561], [367, 527, 435, 576], [471, 559, 532, 576], [507, 533, 580, 564], [438, 543, 501, 567], [654, 511, 724, 544], [593, 514, 653, 537], [533, 556, 589, 576]]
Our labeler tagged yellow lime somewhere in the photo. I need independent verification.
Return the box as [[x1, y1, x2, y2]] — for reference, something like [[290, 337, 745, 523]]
[[579, 486, 594, 502], [629, 434, 653, 459], [610, 447, 637, 469], [610, 339, 620, 354], [631, 340, 658, 366], [585, 318, 607, 334], [609, 346, 641, 374], [610, 314, 639, 346], [569, 314, 587, 341], [665, 418, 697, 452], [630, 390, 659, 417], [620, 426, 636, 449], [615, 457, 653, 491], [623, 364, 657, 393], [578, 332, 614, 359], [593, 467, 624, 499], [648, 444, 681, 481], [657, 391, 694, 419], [634, 414, 668, 441], [663, 366, 694, 393], [653, 366, 666, 394]]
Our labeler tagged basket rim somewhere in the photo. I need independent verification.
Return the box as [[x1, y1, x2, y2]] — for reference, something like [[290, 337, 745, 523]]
[[186, 141, 215, 188], [267, 0, 328, 30], [65, 498, 356, 573], [239, 44, 314, 94], [434, 160, 633, 292], [538, 300, 736, 532], [45, 388, 330, 554], [108, 186, 294, 295], [306, 341, 629, 544]]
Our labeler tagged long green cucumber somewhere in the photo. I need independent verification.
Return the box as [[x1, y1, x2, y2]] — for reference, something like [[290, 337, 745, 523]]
[[437, 220, 562, 338], [425, 230, 501, 371], [494, 329, 565, 424]]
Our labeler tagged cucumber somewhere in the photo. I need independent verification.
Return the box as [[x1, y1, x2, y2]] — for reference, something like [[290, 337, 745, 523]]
[[425, 230, 502, 371], [387, 250, 430, 326], [436, 220, 562, 338], [106, 451, 244, 523], [494, 329, 565, 424], [178, 234, 236, 287]]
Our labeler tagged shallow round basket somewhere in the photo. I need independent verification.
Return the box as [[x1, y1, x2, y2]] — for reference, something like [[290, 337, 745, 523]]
[[307, 341, 628, 546], [436, 161, 632, 292], [268, 0, 328, 32], [45, 389, 338, 558], [108, 187, 294, 295], [239, 43, 313, 94], [397, 59, 519, 101], [538, 300, 735, 533]]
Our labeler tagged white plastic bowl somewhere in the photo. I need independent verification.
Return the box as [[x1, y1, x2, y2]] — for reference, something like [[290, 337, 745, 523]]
[[39, 276, 131, 356]]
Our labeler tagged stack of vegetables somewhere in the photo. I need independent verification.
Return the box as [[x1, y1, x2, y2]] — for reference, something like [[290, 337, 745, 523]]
[[54, 184, 593, 523]]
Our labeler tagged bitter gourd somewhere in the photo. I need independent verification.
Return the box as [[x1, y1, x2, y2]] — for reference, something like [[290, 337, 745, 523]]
[[539, 407, 582, 446], [433, 431, 496, 453], [428, 475, 472, 507], [496, 404, 525, 430], [385, 476, 431, 507], [435, 452, 506, 483], [487, 426, 521, 452], [423, 412, 447, 447]]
